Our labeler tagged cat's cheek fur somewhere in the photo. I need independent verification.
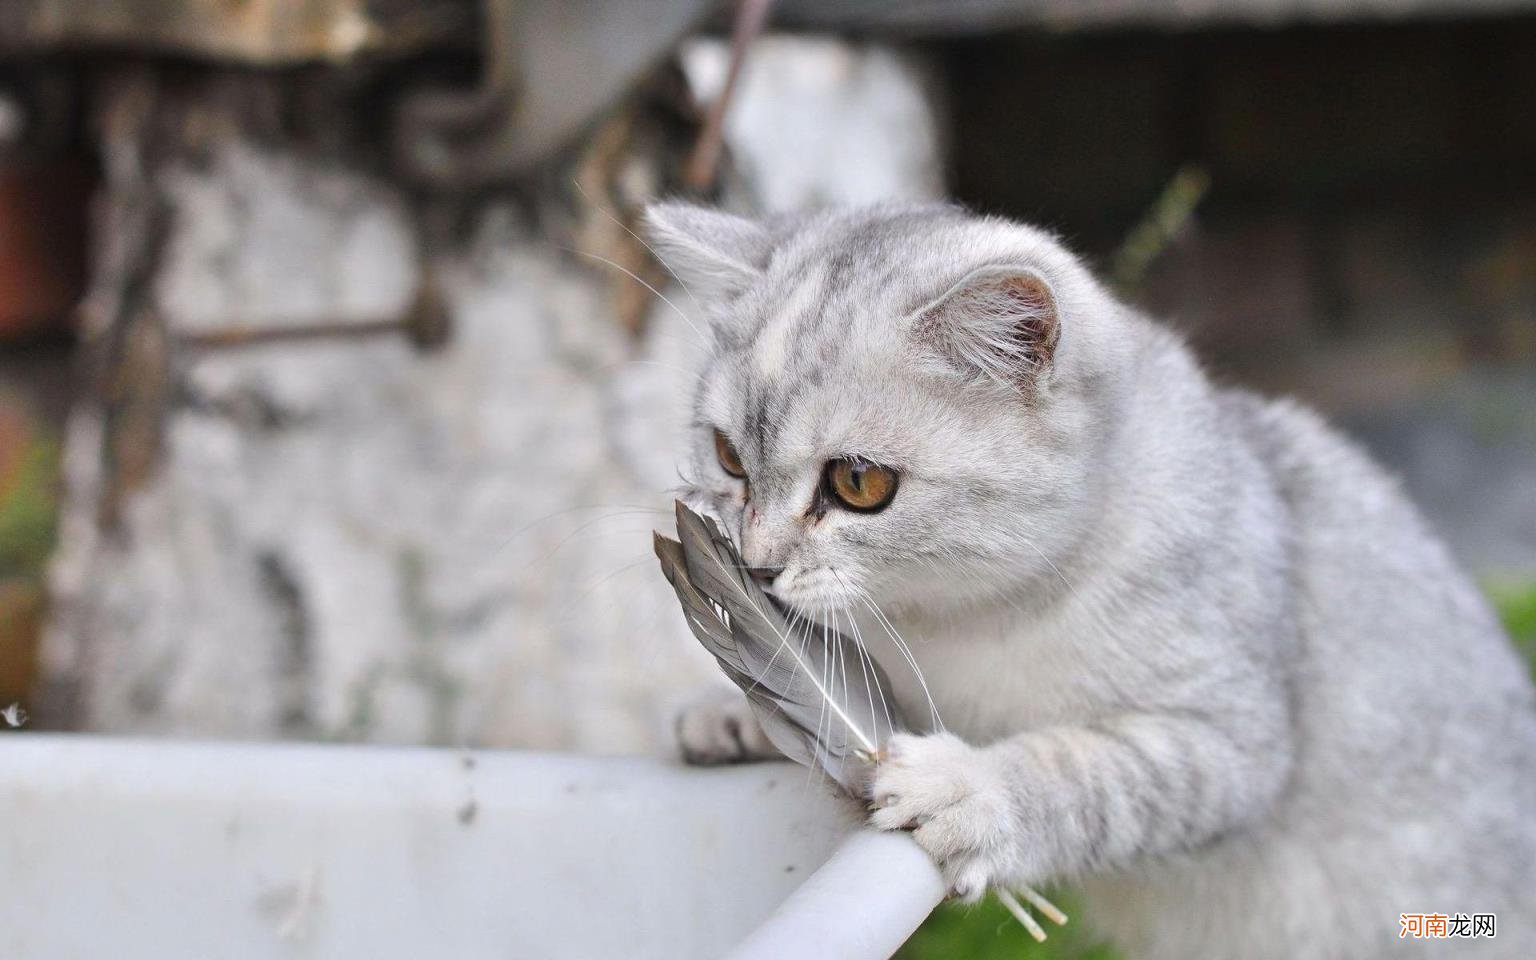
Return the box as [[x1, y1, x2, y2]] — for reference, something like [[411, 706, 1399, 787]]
[[868, 732, 1023, 901]]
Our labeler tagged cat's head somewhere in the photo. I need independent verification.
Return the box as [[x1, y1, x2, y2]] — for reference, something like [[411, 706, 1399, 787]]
[[647, 203, 1129, 619]]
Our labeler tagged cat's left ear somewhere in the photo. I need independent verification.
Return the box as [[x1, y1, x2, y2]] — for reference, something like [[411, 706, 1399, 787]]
[[643, 202, 772, 301], [917, 266, 1060, 392]]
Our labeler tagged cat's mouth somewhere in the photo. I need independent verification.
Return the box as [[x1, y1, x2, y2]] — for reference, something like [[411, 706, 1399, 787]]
[[769, 566, 859, 620]]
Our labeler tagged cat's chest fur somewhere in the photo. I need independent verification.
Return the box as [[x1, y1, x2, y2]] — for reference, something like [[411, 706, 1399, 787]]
[[855, 601, 1120, 743]]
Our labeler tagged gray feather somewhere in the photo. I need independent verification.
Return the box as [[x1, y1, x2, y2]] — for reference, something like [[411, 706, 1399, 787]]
[[655, 501, 906, 794]]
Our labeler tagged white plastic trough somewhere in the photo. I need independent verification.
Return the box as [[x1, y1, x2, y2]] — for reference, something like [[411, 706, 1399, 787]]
[[0, 735, 944, 959]]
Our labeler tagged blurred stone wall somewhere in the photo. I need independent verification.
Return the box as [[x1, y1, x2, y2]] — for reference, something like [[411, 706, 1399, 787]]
[[38, 41, 944, 750]]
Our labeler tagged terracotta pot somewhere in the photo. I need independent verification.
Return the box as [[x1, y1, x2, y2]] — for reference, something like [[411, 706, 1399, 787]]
[[0, 577, 42, 706], [0, 157, 92, 342]]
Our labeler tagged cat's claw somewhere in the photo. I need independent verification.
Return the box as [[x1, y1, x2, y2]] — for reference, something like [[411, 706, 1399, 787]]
[[868, 731, 1016, 901]]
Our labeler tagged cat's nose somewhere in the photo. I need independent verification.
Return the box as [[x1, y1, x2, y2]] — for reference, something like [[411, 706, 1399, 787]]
[[748, 566, 783, 587]]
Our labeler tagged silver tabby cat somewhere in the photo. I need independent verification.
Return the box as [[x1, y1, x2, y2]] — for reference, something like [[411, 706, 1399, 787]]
[[647, 202, 1536, 959]]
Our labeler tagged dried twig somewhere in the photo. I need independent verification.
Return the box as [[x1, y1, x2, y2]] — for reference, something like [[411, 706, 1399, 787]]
[[1111, 164, 1211, 292], [684, 0, 776, 191]]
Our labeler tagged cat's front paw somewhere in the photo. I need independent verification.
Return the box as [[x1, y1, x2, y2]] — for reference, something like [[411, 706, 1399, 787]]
[[868, 732, 1015, 901], [675, 689, 781, 765]]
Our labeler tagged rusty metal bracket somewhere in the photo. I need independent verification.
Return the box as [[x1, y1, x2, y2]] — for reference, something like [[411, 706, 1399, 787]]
[[0, 0, 471, 65], [393, 0, 714, 186], [1, 0, 720, 184]]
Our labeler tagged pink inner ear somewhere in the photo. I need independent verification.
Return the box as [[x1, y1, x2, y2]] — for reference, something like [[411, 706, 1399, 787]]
[[998, 273, 1051, 312], [996, 273, 1058, 353], [923, 269, 1060, 391]]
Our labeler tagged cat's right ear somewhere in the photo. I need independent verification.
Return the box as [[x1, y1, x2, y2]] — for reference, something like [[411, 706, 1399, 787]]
[[915, 266, 1061, 394], [643, 202, 771, 301]]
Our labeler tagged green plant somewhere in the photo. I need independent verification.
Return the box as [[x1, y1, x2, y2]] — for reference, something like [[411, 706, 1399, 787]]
[[1489, 581, 1536, 670], [0, 433, 59, 580], [898, 891, 1118, 960]]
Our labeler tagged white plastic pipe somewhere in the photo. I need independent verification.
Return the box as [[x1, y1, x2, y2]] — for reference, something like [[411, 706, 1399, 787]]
[[0, 735, 947, 959], [724, 829, 947, 960], [0, 736, 856, 959]]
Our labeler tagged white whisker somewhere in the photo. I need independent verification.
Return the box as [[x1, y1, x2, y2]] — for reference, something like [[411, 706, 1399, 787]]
[[566, 248, 708, 347], [568, 178, 706, 316], [853, 584, 944, 733]]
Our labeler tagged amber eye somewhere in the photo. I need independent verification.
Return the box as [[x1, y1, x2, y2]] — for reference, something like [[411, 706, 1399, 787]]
[[825, 458, 899, 512], [714, 429, 747, 479]]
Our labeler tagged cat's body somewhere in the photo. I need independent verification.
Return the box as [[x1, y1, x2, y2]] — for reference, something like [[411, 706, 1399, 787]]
[[648, 202, 1536, 959]]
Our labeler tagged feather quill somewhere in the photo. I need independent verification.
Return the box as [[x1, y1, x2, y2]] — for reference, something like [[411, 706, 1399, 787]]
[[654, 501, 900, 792], [654, 500, 1067, 936]]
